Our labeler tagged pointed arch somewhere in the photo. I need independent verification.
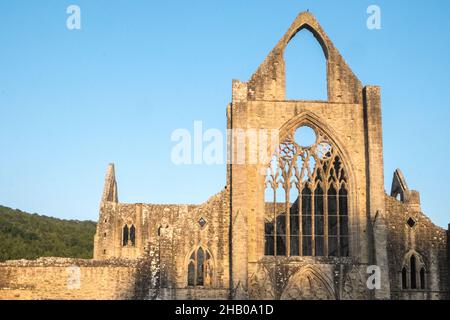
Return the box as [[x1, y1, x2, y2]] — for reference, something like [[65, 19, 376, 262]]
[[401, 250, 427, 291], [401, 267, 408, 289], [277, 112, 356, 184], [281, 266, 334, 300], [246, 11, 363, 103], [284, 26, 328, 100], [410, 255, 417, 289], [284, 23, 329, 60], [122, 225, 129, 246], [264, 112, 354, 258], [185, 246, 214, 288], [130, 225, 136, 246], [419, 267, 426, 290]]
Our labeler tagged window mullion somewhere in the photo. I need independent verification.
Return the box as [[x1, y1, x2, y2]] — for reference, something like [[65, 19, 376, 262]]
[[324, 182, 329, 256], [273, 188, 277, 257], [311, 184, 315, 257], [299, 183, 303, 256], [336, 186, 341, 257], [286, 182, 291, 257], [194, 252, 198, 287]]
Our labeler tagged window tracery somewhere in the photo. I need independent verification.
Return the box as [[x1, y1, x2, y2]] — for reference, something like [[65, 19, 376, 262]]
[[264, 125, 349, 257], [401, 252, 426, 290], [187, 247, 213, 287]]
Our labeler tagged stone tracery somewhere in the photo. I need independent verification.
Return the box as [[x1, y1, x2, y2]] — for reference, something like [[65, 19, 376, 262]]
[[264, 125, 349, 257]]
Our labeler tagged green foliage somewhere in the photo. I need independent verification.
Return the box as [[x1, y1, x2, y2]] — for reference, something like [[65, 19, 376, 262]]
[[0, 205, 96, 262]]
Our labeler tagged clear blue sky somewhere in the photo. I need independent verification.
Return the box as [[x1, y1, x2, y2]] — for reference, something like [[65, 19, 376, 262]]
[[0, 0, 449, 227]]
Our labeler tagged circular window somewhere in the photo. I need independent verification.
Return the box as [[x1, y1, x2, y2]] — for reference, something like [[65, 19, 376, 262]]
[[294, 125, 317, 147]]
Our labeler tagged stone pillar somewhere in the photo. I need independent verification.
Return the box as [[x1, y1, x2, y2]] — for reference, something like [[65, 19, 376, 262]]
[[447, 224, 450, 298], [229, 80, 249, 299], [363, 86, 391, 299]]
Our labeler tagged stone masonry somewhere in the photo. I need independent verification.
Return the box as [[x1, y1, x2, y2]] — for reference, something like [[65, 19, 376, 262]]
[[0, 12, 448, 300]]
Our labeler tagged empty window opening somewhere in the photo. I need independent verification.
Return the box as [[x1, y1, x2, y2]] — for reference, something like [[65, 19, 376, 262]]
[[130, 225, 136, 246], [420, 267, 426, 290], [294, 126, 317, 147], [187, 247, 213, 287], [410, 255, 417, 289], [407, 217, 416, 228], [264, 125, 349, 257], [198, 217, 207, 228], [401, 267, 407, 289], [157, 226, 162, 236], [284, 28, 327, 101], [122, 224, 136, 247], [122, 225, 129, 246], [402, 252, 426, 291]]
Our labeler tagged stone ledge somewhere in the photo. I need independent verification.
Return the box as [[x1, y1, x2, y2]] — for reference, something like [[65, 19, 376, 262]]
[[0, 257, 139, 268]]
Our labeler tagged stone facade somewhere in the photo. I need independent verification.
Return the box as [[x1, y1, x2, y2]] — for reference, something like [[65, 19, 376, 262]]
[[0, 12, 448, 300]]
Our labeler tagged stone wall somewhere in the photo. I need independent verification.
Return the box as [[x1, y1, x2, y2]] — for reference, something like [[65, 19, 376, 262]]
[[0, 258, 137, 300], [92, 187, 231, 300], [248, 258, 369, 300], [228, 11, 385, 299], [385, 195, 448, 299], [1, 11, 448, 301]]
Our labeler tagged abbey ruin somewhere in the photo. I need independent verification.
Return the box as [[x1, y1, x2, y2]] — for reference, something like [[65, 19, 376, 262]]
[[0, 12, 448, 300]]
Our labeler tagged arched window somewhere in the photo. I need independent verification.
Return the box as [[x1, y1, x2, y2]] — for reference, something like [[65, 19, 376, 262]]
[[122, 225, 129, 246], [122, 224, 136, 247], [420, 267, 426, 290], [187, 247, 213, 287], [401, 267, 407, 289], [284, 28, 327, 100], [410, 255, 417, 289], [401, 252, 426, 291], [264, 125, 349, 257], [130, 225, 136, 246]]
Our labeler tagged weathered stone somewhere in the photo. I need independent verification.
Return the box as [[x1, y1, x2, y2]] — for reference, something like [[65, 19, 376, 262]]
[[0, 11, 448, 300]]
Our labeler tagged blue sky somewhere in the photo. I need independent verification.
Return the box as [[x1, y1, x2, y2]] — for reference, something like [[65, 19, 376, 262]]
[[0, 0, 449, 227]]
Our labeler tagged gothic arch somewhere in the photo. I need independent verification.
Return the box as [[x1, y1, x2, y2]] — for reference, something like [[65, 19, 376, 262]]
[[184, 245, 215, 288], [277, 111, 358, 220], [249, 264, 275, 299], [283, 26, 328, 100], [247, 11, 362, 103], [402, 250, 428, 271], [342, 267, 367, 300], [277, 111, 355, 184], [401, 250, 427, 290], [284, 23, 329, 60], [263, 111, 358, 257], [281, 266, 334, 300], [122, 223, 136, 247]]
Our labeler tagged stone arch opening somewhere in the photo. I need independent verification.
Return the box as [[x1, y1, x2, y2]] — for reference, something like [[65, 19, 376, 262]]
[[122, 225, 129, 246], [401, 251, 427, 291], [186, 246, 214, 288], [284, 27, 328, 101], [264, 120, 350, 257]]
